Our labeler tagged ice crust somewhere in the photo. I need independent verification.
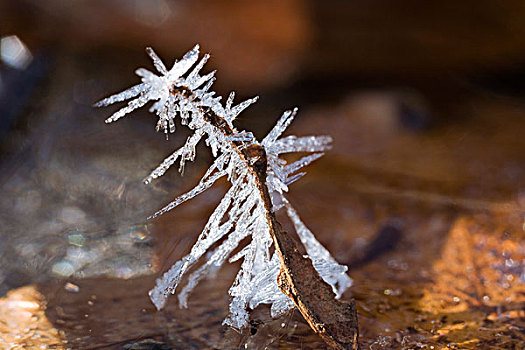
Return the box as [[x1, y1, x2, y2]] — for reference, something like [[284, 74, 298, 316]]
[[97, 45, 352, 328]]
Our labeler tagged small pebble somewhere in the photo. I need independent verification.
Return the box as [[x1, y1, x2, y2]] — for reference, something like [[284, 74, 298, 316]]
[[64, 282, 80, 293]]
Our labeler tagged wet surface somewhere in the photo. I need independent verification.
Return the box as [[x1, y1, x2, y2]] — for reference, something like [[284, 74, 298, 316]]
[[1, 86, 524, 348]]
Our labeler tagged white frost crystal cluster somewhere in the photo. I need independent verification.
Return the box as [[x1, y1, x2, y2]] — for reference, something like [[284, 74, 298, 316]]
[[97, 45, 352, 328]]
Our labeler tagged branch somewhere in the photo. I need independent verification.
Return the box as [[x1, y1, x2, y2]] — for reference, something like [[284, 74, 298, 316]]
[[245, 144, 359, 349], [97, 45, 359, 349]]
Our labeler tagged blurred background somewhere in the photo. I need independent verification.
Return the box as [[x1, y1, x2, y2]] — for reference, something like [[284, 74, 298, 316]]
[[0, 1, 524, 349]]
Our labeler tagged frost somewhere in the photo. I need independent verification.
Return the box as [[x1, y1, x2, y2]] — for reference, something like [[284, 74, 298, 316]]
[[283, 198, 352, 298], [96, 44, 352, 329]]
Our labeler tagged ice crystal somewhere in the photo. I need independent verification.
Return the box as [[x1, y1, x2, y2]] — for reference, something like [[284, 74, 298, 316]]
[[96, 45, 352, 328]]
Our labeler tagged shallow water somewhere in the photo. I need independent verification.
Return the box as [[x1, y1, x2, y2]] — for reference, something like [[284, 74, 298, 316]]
[[1, 43, 524, 350]]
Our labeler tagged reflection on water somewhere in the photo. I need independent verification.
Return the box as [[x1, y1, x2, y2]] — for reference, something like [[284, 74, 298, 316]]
[[0, 35, 32, 70], [0, 50, 189, 296]]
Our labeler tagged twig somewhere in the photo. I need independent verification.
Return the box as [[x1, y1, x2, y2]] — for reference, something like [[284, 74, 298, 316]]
[[96, 44, 358, 349], [211, 114, 359, 349]]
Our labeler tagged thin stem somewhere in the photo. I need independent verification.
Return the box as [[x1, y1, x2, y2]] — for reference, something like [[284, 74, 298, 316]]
[[172, 86, 359, 350]]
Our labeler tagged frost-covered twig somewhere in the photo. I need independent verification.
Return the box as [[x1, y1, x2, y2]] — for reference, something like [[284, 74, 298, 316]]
[[96, 45, 358, 349]]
